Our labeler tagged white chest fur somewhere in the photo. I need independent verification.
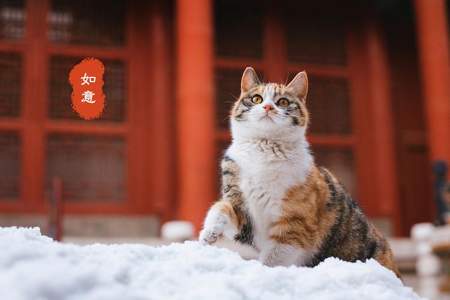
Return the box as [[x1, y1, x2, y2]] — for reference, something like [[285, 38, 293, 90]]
[[226, 138, 313, 251]]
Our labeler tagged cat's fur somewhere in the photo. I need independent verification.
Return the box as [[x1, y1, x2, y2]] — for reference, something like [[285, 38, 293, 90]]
[[199, 67, 400, 276]]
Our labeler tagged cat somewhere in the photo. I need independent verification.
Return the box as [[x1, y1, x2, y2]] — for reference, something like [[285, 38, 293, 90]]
[[199, 67, 400, 277]]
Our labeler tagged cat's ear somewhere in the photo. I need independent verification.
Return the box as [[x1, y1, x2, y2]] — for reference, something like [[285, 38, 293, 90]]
[[241, 67, 260, 93], [287, 71, 308, 101]]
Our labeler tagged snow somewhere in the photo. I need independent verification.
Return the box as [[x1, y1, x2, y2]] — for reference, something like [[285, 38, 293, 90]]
[[160, 221, 194, 241], [0, 227, 422, 300]]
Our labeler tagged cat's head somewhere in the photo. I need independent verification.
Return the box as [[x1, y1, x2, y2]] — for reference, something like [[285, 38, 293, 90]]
[[230, 67, 309, 141]]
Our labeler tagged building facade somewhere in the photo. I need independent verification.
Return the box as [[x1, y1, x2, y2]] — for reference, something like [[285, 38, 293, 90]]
[[0, 0, 448, 236]]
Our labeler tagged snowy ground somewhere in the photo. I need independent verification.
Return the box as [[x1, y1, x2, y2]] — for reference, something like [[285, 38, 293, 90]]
[[0, 227, 422, 300]]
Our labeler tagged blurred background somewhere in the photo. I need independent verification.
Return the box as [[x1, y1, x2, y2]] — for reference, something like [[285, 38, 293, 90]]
[[0, 0, 449, 297]]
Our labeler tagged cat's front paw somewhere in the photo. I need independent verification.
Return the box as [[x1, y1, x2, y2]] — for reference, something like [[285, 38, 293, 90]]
[[199, 227, 223, 245]]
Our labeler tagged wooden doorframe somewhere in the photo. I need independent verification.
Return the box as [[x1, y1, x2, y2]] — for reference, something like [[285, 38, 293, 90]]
[[0, 0, 49, 214]]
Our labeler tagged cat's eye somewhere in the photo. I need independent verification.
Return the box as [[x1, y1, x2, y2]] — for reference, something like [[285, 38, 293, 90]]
[[277, 98, 290, 107], [251, 95, 263, 104]]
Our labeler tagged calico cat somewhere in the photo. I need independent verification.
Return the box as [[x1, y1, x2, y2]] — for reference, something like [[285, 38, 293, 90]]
[[199, 67, 400, 276]]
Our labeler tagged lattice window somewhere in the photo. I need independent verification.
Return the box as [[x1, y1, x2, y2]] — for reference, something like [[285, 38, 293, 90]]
[[313, 147, 356, 196], [215, 69, 243, 129], [48, 0, 126, 47], [283, 5, 347, 66], [0, 52, 21, 117], [0, 132, 20, 199], [215, 0, 263, 59], [0, 0, 25, 40], [304, 76, 352, 135], [46, 134, 126, 202], [49, 56, 126, 122]]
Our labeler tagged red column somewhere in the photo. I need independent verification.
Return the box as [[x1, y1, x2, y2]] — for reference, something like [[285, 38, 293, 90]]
[[176, 0, 215, 230], [149, 1, 174, 222], [22, 0, 48, 211], [365, 21, 402, 234], [414, 0, 450, 165]]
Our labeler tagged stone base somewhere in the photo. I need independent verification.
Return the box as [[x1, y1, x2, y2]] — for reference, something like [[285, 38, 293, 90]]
[[0, 214, 159, 238]]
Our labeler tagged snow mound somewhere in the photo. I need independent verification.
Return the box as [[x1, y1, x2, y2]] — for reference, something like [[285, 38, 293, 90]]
[[0, 227, 422, 300]]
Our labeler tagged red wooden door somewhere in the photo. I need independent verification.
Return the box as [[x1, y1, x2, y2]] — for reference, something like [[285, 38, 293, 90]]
[[215, 1, 356, 196], [0, 0, 165, 216], [213, 1, 400, 233]]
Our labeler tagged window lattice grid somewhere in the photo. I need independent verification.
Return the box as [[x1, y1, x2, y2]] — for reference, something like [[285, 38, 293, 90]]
[[296, 74, 352, 135], [214, 0, 263, 59], [0, 0, 25, 40], [0, 131, 20, 200], [0, 52, 21, 117], [49, 56, 126, 122], [283, 5, 347, 66], [215, 68, 242, 130], [46, 134, 126, 202], [49, 0, 126, 47]]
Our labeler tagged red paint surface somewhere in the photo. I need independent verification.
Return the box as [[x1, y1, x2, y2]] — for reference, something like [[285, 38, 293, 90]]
[[414, 0, 450, 164]]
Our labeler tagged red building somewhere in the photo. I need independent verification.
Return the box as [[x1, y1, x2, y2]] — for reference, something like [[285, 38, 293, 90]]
[[0, 0, 448, 236]]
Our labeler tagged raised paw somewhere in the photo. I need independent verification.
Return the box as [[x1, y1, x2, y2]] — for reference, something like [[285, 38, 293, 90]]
[[199, 228, 222, 245]]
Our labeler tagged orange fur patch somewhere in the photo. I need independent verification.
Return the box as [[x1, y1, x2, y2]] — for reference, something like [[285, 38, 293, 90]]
[[269, 166, 334, 250]]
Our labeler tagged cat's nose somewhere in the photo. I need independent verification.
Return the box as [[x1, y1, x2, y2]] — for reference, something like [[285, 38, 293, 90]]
[[263, 104, 274, 112]]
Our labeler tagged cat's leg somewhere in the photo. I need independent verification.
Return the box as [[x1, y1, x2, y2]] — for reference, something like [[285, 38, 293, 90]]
[[258, 242, 300, 267], [200, 155, 250, 245], [199, 200, 239, 245]]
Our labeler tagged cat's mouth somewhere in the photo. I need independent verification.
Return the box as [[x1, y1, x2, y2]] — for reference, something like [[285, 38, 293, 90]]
[[260, 115, 275, 122]]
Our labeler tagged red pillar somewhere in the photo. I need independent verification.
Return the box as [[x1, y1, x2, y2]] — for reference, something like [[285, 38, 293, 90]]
[[365, 21, 402, 235], [22, 0, 48, 211], [149, 0, 174, 222], [414, 0, 450, 166], [176, 0, 215, 230]]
